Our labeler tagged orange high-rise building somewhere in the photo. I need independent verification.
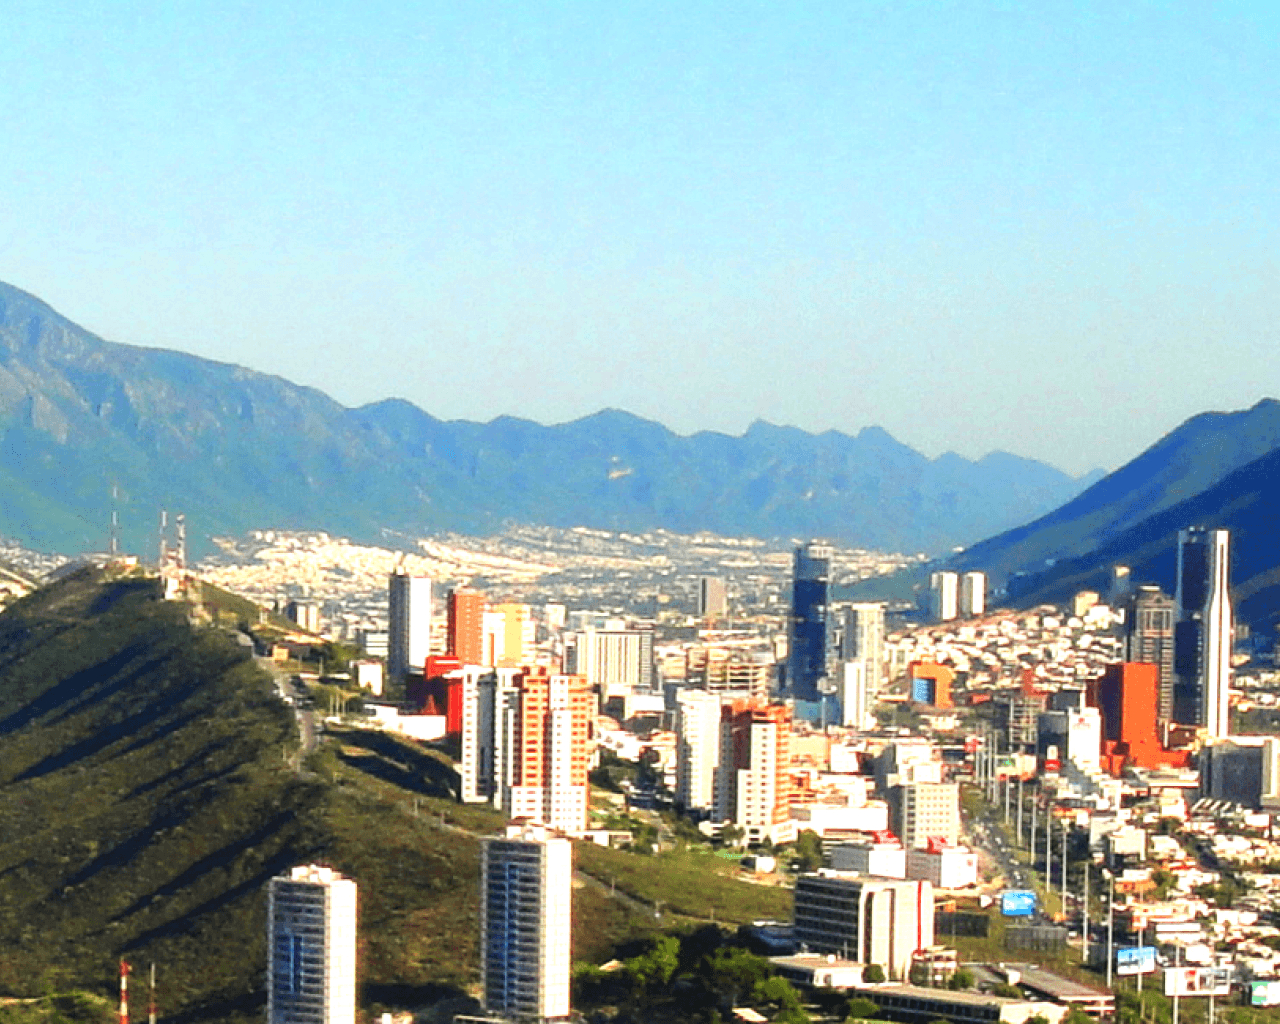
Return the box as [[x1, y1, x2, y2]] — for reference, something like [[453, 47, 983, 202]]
[[447, 589, 486, 665], [502, 668, 594, 834], [715, 699, 793, 843], [1088, 662, 1191, 776]]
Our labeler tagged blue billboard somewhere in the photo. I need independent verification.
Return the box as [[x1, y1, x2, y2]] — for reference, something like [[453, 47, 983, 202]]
[[1001, 890, 1036, 917], [1117, 947, 1158, 976]]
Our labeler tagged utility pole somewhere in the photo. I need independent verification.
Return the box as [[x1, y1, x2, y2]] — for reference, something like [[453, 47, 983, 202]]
[[1017, 777, 1024, 845], [1061, 818, 1068, 906], [1031, 795, 1038, 862], [1082, 862, 1090, 967], [1004, 774, 1011, 822], [1105, 869, 1115, 989]]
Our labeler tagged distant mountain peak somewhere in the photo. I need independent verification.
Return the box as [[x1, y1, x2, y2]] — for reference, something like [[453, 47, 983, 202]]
[[0, 279, 1097, 557]]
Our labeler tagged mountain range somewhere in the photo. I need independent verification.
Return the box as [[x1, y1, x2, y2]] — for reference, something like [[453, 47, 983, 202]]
[[917, 398, 1280, 636], [0, 280, 1098, 558]]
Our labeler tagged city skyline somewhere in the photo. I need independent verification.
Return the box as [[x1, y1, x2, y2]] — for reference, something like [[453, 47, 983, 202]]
[[7, 4, 1280, 475]]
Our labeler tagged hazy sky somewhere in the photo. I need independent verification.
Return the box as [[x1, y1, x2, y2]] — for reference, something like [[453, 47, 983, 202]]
[[5, 2, 1279, 475]]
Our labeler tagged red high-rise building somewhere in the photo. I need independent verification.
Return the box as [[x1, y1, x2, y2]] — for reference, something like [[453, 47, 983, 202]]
[[447, 589, 486, 666], [1088, 662, 1190, 776]]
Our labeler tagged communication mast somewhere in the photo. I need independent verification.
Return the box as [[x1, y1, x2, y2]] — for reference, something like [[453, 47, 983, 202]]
[[119, 961, 130, 1024], [109, 484, 120, 557]]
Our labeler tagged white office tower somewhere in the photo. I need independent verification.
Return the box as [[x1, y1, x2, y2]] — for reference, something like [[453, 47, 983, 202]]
[[889, 782, 961, 850], [481, 824, 572, 1023], [387, 571, 432, 687], [457, 666, 498, 804], [793, 873, 934, 980], [959, 572, 986, 617], [928, 572, 958, 622], [1175, 528, 1232, 738], [268, 865, 357, 1024], [675, 689, 723, 813]]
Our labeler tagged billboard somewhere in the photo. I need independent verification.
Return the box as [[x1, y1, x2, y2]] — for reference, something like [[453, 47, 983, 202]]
[[1252, 981, 1280, 1007], [1001, 890, 1036, 917], [1117, 947, 1158, 976], [1164, 967, 1231, 997]]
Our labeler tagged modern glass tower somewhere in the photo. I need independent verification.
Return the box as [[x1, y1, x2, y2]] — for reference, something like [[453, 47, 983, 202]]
[[788, 542, 833, 707], [1173, 528, 1232, 738]]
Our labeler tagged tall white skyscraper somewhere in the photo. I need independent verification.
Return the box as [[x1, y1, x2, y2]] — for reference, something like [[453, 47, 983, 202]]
[[929, 572, 959, 622], [481, 823, 572, 1023], [1174, 528, 1232, 738], [268, 865, 357, 1024], [675, 689, 724, 813], [838, 602, 885, 725], [838, 660, 872, 730], [959, 572, 986, 617], [388, 571, 432, 687]]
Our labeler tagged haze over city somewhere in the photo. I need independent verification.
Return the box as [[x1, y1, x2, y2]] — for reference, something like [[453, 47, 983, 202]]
[[6, 2, 1280, 475]]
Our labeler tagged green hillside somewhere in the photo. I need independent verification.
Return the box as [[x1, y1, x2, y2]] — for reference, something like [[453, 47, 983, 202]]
[[0, 568, 699, 1024]]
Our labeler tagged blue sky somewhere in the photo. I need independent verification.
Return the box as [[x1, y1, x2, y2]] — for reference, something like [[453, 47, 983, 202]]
[[4, 1, 1279, 474]]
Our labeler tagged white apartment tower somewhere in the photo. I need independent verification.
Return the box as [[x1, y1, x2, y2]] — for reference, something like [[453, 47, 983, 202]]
[[838, 602, 885, 728], [268, 865, 357, 1024], [675, 689, 723, 813], [929, 572, 959, 622], [565, 628, 654, 692], [388, 571, 432, 687], [959, 572, 986, 617], [481, 824, 572, 1023], [1175, 528, 1232, 739]]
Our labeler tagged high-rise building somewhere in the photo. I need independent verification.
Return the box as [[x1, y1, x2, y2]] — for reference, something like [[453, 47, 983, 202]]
[[789, 542, 834, 708], [793, 872, 934, 980], [888, 782, 960, 850], [1174, 528, 1232, 737], [481, 823, 572, 1023], [714, 699, 793, 844], [499, 670, 594, 835], [446, 589, 486, 665], [565, 628, 654, 692], [675, 689, 724, 813], [388, 571, 432, 688], [1088, 662, 1192, 776], [268, 865, 357, 1024], [484, 602, 536, 668], [959, 572, 986, 617], [929, 572, 959, 622], [1125, 586, 1177, 722], [685, 646, 772, 698], [697, 576, 729, 618], [838, 660, 872, 730], [838, 602, 885, 719]]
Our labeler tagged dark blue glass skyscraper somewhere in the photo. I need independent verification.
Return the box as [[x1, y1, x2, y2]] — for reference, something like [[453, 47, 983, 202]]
[[788, 542, 833, 707]]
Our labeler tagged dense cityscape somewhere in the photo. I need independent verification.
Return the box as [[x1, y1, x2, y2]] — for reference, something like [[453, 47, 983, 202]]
[[108, 519, 1278, 1024]]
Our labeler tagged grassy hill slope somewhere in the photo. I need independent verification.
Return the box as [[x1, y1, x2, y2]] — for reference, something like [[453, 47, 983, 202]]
[[0, 569, 699, 1024]]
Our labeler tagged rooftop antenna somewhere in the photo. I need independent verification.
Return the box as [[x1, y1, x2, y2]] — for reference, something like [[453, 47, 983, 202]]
[[175, 514, 186, 575], [158, 509, 169, 571]]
